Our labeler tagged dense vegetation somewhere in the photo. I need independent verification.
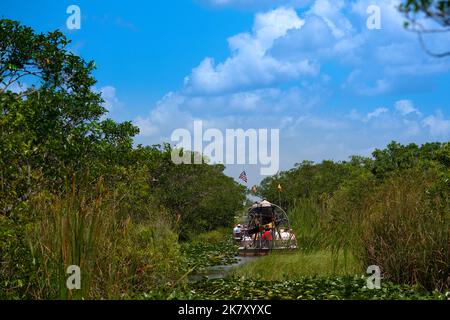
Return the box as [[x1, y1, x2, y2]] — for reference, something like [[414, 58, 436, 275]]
[[0, 19, 245, 299], [182, 232, 239, 271], [1, 18, 449, 300], [182, 277, 447, 300], [258, 141, 450, 292]]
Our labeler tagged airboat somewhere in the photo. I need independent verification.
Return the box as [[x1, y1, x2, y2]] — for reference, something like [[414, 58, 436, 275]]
[[234, 200, 297, 256]]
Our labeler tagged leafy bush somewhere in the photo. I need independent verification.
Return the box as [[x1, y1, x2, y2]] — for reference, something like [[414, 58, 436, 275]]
[[0, 212, 36, 299], [191, 228, 230, 244]]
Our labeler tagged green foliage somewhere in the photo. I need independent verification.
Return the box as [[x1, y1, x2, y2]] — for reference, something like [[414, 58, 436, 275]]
[[144, 145, 245, 240], [0, 20, 245, 299], [399, 1, 450, 27], [176, 276, 447, 300], [1, 177, 185, 300], [361, 168, 450, 292], [2, 18, 449, 300], [258, 159, 363, 210], [181, 236, 239, 271], [288, 199, 327, 251], [191, 227, 231, 244], [0, 212, 36, 299], [232, 250, 361, 280], [258, 141, 450, 292], [0, 18, 139, 216]]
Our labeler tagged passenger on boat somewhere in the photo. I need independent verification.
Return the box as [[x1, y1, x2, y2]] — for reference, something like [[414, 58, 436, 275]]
[[233, 224, 242, 238], [280, 229, 296, 241], [261, 226, 273, 248]]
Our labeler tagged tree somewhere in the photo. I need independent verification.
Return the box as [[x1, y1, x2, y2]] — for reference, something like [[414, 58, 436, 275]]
[[399, 0, 450, 57], [0, 19, 138, 215], [138, 144, 246, 239]]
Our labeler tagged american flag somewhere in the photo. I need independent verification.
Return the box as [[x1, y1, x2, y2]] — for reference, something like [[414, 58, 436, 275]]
[[239, 170, 248, 183]]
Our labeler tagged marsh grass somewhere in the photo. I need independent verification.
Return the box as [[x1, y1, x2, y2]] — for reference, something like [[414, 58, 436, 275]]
[[360, 168, 450, 291], [27, 178, 128, 299], [231, 250, 362, 280], [285, 167, 450, 291], [23, 174, 185, 299], [288, 199, 327, 252]]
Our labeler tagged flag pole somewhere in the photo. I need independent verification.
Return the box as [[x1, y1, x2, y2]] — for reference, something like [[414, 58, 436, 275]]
[[277, 183, 282, 206]]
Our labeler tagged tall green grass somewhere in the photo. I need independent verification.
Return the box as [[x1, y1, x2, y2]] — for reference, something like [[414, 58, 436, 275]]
[[288, 199, 327, 252], [5, 175, 185, 299], [232, 250, 362, 280], [287, 167, 450, 291], [361, 168, 450, 291]]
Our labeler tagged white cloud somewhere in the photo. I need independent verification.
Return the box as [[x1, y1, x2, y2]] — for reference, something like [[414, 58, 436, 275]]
[[187, 0, 450, 97], [134, 92, 194, 140], [422, 112, 450, 137], [99, 86, 123, 112], [183, 7, 318, 95], [134, 116, 159, 137], [402, 119, 421, 136], [308, 0, 354, 38], [253, 6, 305, 45], [134, 0, 450, 185], [136, 86, 448, 186], [395, 100, 421, 116], [342, 71, 392, 96], [199, 0, 313, 10], [366, 107, 388, 121]]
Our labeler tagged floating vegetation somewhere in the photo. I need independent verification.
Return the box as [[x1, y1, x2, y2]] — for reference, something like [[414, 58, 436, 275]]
[[184, 276, 448, 300]]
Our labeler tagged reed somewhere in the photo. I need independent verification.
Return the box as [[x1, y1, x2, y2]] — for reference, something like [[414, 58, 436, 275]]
[[360, 168, 450, 291], [24, 175, 184, 299], [287, 167, 450, 291]]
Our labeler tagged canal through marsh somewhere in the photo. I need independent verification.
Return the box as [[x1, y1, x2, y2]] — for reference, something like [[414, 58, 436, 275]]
[[188, 256, 260, 282]]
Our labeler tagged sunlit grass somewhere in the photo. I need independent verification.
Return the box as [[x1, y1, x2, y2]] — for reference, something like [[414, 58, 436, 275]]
[[231, 250, 362, 280]]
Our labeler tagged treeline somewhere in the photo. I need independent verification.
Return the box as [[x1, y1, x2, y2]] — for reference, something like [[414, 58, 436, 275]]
[[0, 19, 245, 299], [258, 141, 450, 291]]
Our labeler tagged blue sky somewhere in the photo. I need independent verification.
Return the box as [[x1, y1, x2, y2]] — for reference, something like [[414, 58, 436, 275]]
[[2, 0, 450, 186]]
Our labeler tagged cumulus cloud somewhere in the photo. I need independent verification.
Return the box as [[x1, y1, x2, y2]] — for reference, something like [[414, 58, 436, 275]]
[[395, 100, 421, 116], [422, 112, 450, 137], [309, 0, 354, 38], [366, 107, 389, 121], [97, 86, 123, 112], [134, 0, 450, 185], [134, 92, 195, 140], [183, 7, 319, 95], [135, 86, 447, 185], [198, 0, 313, 10], [186, 0, 450, 97]]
